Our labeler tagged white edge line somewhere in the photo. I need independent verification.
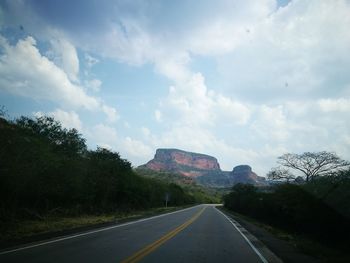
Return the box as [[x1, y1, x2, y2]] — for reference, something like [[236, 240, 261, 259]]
[[215, 207, 269, 263], [0, 205, 201, 255]]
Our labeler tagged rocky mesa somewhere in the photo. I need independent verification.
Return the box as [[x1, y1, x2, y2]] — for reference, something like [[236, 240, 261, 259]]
[[141, 148, 221, 177], [139, 148, 266, 187], [232, 165, 265, 185]]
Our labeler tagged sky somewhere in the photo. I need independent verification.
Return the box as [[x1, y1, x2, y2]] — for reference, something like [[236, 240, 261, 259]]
[[1, 0, 350, 176]]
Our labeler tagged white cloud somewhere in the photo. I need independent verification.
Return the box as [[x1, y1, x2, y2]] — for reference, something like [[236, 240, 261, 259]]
[[33, 109, 82, 131], [187, 0, 277, 56], [161, 72, 251, 126], [87, 123, 153, 164], [91, 123, 118, 147], [153, 51, 191, 82], [49, 109, 82, 131], [141, 127, 150, 137], [318, 98, 350, 113], [102, 105, 119, 123], [0, 35, 118, 121], [154, 109, 162, 122], [217, 0, 350, 102], [122, 137, 153, 159], [85, 78, 102, 92], [251, 105, 289, 141], [124, 121, 130, 128], [50, 38, 80, 83], [0, 35, 98, 109], [215, 95, 251, 125]]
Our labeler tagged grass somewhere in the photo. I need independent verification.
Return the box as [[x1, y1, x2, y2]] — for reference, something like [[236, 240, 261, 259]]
[[220, 207, 350, 263], [0, 206, 191, 244]]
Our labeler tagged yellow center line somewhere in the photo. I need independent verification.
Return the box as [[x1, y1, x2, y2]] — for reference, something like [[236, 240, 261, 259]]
[[121, 206, 206, 263]]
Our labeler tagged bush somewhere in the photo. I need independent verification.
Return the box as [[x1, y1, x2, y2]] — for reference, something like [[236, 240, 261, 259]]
[[224, 180, 350, 243], [0, 115, 195, 221]]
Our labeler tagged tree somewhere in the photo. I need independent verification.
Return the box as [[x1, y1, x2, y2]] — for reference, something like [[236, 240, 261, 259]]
[[267, 166, 296, 183], [278, 151, 350, 182], [223, 183, 259, 215], [16, 116, 86, 155]]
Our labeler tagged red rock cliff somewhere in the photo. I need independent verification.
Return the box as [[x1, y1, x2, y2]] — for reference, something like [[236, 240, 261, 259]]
[[143, 148, 220, 177]]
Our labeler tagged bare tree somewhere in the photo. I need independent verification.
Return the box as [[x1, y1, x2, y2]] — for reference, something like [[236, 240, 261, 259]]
[[267, 166, 295, 183], [277, 151, 350, 182]]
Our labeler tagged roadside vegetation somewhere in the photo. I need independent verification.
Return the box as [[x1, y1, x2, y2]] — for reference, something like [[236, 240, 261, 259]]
[[0, 206, 189, 245], [223, 152, 350, 261], [0, 113, 209, 242], [135, 168, 221, 204]]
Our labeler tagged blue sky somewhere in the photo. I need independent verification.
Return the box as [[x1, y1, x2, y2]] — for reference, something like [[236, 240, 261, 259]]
[[1, 0, 350, 175]]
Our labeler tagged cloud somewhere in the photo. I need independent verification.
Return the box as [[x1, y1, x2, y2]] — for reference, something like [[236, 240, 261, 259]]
[[251, 105, 289, 142], [217, 0, 350, 102], [90, 123, 118, 147], [0, 35, 97, 109], [34, 108, 82, 131], [154, 109, 162, 122], [318, 98, 350, 113], [3, 2, 350, 103], [0, 34, 118, 120], [50, 38, 80, 83], [86, 123, 153, 163], [85, 78, 102, 92], [141, 127, 150, 137], [85, 53, 99, 68], [50, 109, 82, 131], [2, 0, 350, 175], [161, 72, 251, 126], [102, 105, 119, 122], [215, 95, 251, 125], [121, 137, 153, 159]]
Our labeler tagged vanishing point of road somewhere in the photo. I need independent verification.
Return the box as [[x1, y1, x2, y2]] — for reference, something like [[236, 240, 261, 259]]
[[0, 205, 269, 263]]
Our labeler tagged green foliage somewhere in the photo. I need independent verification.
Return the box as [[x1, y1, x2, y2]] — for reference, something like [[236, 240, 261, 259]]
[[223, 175, 350, 245], [16, 116, 87, 156], [303, 170, 350, 218], [135, 168, 221, 204], [0, 115, 196, 222]]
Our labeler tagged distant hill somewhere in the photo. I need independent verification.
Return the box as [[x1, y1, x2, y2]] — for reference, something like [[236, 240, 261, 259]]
[[140, 148, 220, 177], [139, 148, 267, 188]]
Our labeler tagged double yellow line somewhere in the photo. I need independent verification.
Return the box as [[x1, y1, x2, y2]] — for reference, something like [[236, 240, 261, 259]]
[[121, 206, 206, 263]]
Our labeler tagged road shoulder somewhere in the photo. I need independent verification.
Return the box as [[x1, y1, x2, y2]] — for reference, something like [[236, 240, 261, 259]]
[[217, 207, 320, 263]]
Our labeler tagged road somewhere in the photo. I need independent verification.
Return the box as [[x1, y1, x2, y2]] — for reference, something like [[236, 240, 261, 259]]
[[0, 205, 267, 263]]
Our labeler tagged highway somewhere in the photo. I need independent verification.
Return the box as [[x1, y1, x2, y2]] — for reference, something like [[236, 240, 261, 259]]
[[0, 205, 267, 263]]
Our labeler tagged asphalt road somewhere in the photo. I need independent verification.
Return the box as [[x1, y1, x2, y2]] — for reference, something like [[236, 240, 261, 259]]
[[0, 205, 267, 263]]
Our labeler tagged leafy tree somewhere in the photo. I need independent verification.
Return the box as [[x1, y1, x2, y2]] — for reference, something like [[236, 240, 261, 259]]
[[223, 184, 258, 214], [267, 166, 296, 183], [304, 169, 350, 218], [278, 151, 350, 182], [224, 181, 350, 243], [0, 105, 7, 118], [0, 114, 197, 222], [16, 116, 87, 155]]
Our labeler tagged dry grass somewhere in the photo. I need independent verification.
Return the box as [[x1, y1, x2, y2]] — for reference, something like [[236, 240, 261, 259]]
[[0, 206, 189, 242]]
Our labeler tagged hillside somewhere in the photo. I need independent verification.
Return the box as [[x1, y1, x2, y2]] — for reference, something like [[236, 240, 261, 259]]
[[139, 148, 267, 188]]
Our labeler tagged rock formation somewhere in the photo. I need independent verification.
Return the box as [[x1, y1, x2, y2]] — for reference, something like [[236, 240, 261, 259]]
[[231, 165, 266, 185], [142, 148, 220, 177], [140, 148, 266, 187]]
